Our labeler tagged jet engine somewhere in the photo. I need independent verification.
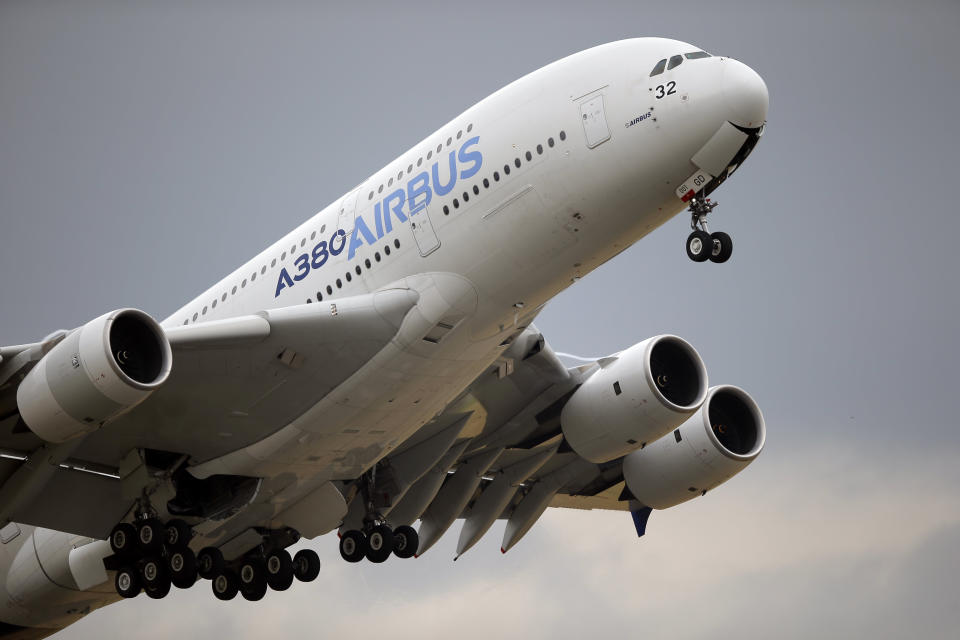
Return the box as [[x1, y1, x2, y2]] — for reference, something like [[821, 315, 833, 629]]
[[560, 335, 708, 463], [621, 385, 765, 509], [16, 308, 172, 443]]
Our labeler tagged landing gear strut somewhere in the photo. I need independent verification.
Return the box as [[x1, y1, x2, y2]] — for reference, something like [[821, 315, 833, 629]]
[[686, 197, 732, 263], [339, 468, 419, 563]]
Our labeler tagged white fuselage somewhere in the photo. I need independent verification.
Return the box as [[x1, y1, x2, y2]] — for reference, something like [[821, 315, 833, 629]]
[[163, 37, 765, 489]]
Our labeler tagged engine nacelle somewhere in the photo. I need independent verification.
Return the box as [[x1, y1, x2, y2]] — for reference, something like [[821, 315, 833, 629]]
[[16, 308, 172, 443], [560, 335, 708, 463], [622, 385, 766, 509]]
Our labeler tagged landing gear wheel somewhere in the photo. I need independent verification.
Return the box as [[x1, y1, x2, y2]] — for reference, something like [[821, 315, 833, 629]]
[[136, 518, 164, 552], [168, 549, 198, 589], [212, 571, 239, 601], [241, 580, 268, 601], [339, 530, 367, 563], [139, 556, 167, 590], [265, 550, 294, 591], [164, 519, 191, 549], [392, 525, 419, 559], [197, 547, 225, 580], [115, 566, 141, 598], [686, 230, 713, 262], [109, 523, 137, 556], [293, 549, 321, 582], [145, 576, 171, 599], [238, 558, 267, 601], [365, 525, 394, 563], [709, 231, 733, 263]]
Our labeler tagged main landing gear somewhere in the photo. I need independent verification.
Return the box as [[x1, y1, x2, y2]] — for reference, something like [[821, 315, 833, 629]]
[[207, 547, 320, 602], [339, 468, 419, 563], [108, 517, 198, 600], [339, 523, 419, 563], [107, 517, 321, 602], [685, 197, 733, 263]]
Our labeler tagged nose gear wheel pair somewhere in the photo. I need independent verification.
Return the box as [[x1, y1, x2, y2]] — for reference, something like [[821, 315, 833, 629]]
[[685, 197, 732, 263]]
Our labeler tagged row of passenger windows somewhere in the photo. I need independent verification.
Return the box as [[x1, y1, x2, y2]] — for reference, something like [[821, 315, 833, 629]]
[[184, 223, 334, 324], [441, 130, 566, 216], [306, 238, 402, 304], [184, 126, 567, 324], [649, 50, 711, 77], [368, 123, 475, 200]]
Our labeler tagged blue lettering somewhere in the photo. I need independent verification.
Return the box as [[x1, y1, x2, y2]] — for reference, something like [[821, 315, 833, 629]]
[[432, 151, 457, 196], [275, 268, 294, 297], [373, 201, 384, 238], [293, 253, 310, 281], [329, 229, 347, 256], [458, 136, 482, 179], [382, 189, 407, 233], [407, 171, 432, 215], [348, 215, 377, 259]]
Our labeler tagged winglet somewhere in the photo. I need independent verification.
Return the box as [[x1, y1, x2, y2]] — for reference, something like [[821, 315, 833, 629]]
[[631, 506, 653, 538]]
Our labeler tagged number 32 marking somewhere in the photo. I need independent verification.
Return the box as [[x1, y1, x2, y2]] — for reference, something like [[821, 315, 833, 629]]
[[655, 81, 677, 99]]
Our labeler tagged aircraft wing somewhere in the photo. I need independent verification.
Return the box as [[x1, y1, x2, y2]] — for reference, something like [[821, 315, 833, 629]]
[[0, 287, 421, 537]]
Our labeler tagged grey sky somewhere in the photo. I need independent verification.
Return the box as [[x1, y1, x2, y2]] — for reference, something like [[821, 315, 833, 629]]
[[1, 0, 958, 638]]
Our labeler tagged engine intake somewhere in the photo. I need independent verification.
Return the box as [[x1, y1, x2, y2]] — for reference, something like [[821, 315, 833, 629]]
[[560, 335, 708, 463], [622, 385, 766, 509], [16, 308, 172, 443]]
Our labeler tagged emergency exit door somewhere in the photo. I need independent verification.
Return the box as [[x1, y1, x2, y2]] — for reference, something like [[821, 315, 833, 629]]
[[409, 204, 440, 256], [337, 189, 359, 233], [579, 94, 611, 148]]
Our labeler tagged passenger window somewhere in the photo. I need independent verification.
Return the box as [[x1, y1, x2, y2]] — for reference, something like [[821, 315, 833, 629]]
[[650, 59, 667, 76], [684, 51, 711, 60], [667, 55, 683, 70]]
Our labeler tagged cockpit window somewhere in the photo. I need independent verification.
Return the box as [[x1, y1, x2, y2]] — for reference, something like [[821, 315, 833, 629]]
[[667, 55, 684, 70], [684, 51, 711, 60], [649, 59, 667, 77]]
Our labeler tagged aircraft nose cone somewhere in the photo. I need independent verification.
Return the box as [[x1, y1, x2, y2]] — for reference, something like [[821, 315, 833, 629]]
[[721, 59, 768, 129]]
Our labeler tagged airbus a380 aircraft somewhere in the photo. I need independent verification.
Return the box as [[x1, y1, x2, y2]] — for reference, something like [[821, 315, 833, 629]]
[[0, 38, 767, 637]]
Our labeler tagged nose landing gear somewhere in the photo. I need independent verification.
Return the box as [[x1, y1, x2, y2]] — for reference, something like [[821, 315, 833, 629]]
[[686, 198, 732, 263]]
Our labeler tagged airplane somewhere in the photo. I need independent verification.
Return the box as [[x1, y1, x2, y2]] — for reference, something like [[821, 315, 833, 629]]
[[0, 37, 768, 637]]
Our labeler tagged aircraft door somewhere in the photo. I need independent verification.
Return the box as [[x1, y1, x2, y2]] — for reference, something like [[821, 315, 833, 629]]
[[338, 189, 360, 233], [409, 200, 440, 257], [579, 95, 611, 148]]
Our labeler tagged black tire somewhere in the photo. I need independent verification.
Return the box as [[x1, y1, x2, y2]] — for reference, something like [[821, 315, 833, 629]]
[[709, 231, 733, 263], [145, 576, 171, 599], [211, 570, 239, 601], [109, 523, 137, 556], [339, 530, 367, 564], [265, 549, 294, 591], [138, 555, 167, 589], [136, 518, 164, 552], [241, 579, 268, 602], [237, 557, 266, 595], [115, 565, 141, 598], [164, 519, 192, 550], [686, 230, 713, 262], [197, 547, 225, 580], [365, 525, 394, 564], [293, 549, 321, 582], [392, 525, 419, 559], [168, 548, 198, 589]]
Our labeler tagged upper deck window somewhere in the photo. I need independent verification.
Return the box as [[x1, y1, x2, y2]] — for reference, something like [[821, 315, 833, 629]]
[[650, 59, 667, 76], [684, 51, 711, 60], [667, 55, 684, 70]]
